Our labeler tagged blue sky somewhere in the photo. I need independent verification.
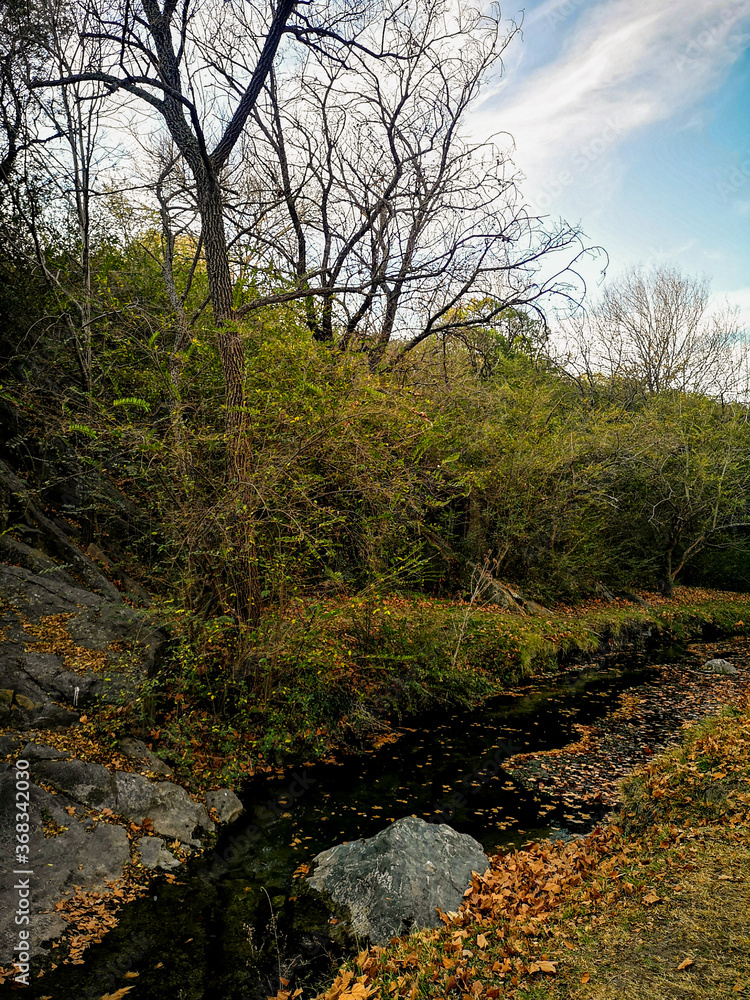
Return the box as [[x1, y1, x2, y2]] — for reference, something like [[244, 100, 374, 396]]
[[470, 0, 750, 323]]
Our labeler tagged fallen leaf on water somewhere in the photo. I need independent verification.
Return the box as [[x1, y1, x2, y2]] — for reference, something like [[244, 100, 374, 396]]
[[677, 958, 694, 971]]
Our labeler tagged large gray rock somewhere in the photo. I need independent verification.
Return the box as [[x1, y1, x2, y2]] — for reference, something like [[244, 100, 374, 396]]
[[0, 562, 166, 665], [0, 733, 22, 757], [0, 765, 130, 963], [21, 652, 103, 707], [23, 749, 212, 845], [0, 535, 78, 588], [703, 658, 738, 675], [20, 742, 69, 762], [205, 788, 244, 824], [33, 758, 116, 809], [306, 816, 489, 945], [114, 771, 214, 845]]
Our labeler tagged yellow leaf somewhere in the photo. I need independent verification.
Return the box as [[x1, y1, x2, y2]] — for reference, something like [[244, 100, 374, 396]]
[[99, 988, 135, 1000], [677, 958, 694, 971], [580, 973, 591, 983], [123, 971, 139, 979]]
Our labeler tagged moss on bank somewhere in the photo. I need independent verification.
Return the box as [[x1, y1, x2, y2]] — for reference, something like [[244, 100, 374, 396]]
[[96, 586, 750, 792]]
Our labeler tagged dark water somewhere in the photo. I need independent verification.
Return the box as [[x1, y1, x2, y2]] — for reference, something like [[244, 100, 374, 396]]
[[35, 663, 662, 1000]]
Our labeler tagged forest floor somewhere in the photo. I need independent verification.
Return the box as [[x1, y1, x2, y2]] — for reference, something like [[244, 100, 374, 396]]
[[302, 635, 750, 1000]]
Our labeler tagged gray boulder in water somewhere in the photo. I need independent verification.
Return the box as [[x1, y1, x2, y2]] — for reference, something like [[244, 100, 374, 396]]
[[305, 815, 488, 945], [702, 658, 738, 675]]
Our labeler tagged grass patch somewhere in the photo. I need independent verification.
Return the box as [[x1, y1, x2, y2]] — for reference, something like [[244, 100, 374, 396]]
[[547, 826, 750, 999]]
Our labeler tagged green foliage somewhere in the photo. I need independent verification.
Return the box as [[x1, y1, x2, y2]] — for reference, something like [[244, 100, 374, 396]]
[[3, 190, 750, 766]]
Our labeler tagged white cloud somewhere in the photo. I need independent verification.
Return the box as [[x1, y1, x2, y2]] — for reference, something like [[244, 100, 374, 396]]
[[472, 0, 750, 191], [717, 286, 750, 332]]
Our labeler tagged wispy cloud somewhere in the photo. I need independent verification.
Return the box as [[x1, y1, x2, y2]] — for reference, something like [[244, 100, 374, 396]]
[[716, 286, 750, 331], [473, 0, 750, 191]]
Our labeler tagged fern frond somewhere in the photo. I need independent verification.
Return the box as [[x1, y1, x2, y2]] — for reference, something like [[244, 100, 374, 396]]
[[113, 397, 151, 411], [68, 423, 98, 439]]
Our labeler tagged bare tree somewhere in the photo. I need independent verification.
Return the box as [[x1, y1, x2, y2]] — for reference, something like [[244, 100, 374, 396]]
[[30, 0, 387, 460], [245, 3, 590, 365], [0, 0, 116, 397], [0, 0, 49, 181], [556, 265, 745, 402]]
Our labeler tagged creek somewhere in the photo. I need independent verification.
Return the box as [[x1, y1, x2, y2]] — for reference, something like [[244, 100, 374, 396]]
[[39, 654, 701, 1000]]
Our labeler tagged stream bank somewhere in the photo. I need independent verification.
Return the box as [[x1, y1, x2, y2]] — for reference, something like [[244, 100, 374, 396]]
[[312, 672, 750, 1000], [1, 553, 749, 997], [7, 632, 747, 1000]]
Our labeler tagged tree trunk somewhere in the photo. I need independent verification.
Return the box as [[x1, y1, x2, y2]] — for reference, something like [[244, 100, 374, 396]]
[[196, 175, 248, 467], [315, 291, 334, 343], [195, 173, 260, 622], [659, 547, 674, 596]]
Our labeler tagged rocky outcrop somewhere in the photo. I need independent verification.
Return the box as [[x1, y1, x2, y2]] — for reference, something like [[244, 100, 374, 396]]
[[0, 740, 222, 964], [114, 771, 214, 845], [26, 756, 215, 846], [0, 458, 123, 601], [304, 816, 489, 946], [135, 835, 181, 871], [0, 764, 130, 964], [0, 557, 248, 968], [118, 737, 173, 776], [33, 758, 117, 809], [0, 563, 167, 730]]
